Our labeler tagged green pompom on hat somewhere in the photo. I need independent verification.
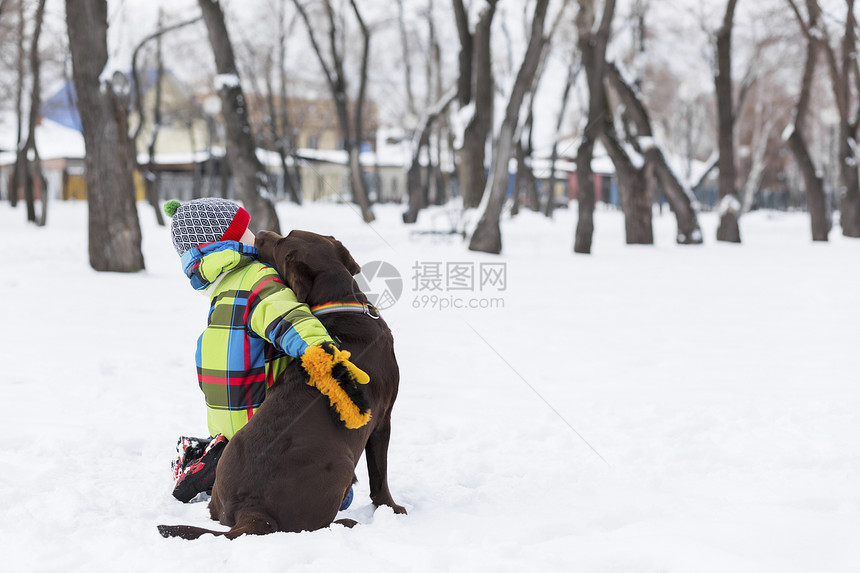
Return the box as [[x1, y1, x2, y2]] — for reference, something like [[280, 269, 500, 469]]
[[163, 199, 181, 218]]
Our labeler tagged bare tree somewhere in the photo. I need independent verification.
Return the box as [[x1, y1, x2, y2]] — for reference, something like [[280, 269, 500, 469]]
[[401, 0, 451, 222], [10, 0, 24, 209], [396, 0, 417, 118], [598, 94, 654, 245], [825, 0, 860, 237], [738, 92, 778, 214], [19, 0, 48, 225], [469, 0, 550, 254], [785, 0, 830, 240], [66, 0, 145, 272], [130, 13, 201, 227], [292, 0, 374, 222], [512, 0, 573, 216], [574, 0, 616, 254], [715, 0, 742, 243], [545, 54, 580, 218], [428, 0, 450, 206], [403, 89, 458, 223], [241, 0, 303, 205], [273, 0, 302, 205], [239, 19, 304, 206], [605, 62, 703, 244], [453, 0, 497, 210], [198, 0, 281, 233]]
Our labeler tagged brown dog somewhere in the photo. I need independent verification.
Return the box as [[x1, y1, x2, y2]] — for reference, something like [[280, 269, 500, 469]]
[[158, 230, 405, 540]]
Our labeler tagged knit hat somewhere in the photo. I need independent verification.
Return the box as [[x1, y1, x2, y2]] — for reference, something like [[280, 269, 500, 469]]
[[163, 198, 251, 255]]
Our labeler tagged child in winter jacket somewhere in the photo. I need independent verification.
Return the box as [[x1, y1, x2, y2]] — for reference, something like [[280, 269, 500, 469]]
[[163, 198, 366, 505]]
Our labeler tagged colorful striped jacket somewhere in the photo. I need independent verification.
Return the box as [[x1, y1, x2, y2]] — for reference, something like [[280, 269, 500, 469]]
[[181, 241, 332, 439]]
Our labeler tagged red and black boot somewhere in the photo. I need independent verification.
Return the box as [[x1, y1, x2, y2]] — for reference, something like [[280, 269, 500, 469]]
[[171, 434, 227, 502]]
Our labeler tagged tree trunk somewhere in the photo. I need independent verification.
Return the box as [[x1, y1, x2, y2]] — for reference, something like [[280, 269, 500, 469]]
[[604, 62, 702, 244], [264, 51, 301, 205], [511, 139, 524, 217], [469, 0, 549, 254], [430, 4, 448, 206], [513, 137, 539, 216], [452, 0, 472, 109], [22, 0, 48, 225], [574, 0, 616, 254], [66, 0, 145, 272], [715, 0, 741, 243], [291, 0, 373, 221], [599, 112, 653, 244], [145, 13, 165, 226], [789, 128, 830, 240], [10, 0, 24, 208], [837, 0, 860, 237], [796, 0, 860, 237], [276, 0, 302, 205], [348, 0, 374, 221], [546, 58, 579, 218], [459, 1, 496, 209], [198, 0, 280, 233], [188, 120, 203, 199], [403, 89, 457, 223], [514, 108, 540, 214], [396, 0, 416, 117]]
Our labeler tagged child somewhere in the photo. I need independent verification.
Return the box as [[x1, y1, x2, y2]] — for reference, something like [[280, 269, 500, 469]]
[[163, 198, 366, 507]]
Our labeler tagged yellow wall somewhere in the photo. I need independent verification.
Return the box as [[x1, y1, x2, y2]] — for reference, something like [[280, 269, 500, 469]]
[[63, 171, 146, 201]]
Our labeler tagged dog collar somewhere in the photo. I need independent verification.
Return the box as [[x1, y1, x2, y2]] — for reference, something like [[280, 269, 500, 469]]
[[310, 301, 381, 320]]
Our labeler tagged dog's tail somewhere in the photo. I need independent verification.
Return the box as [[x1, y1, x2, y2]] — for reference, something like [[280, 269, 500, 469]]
[[158, 516, 277, 540], [158, 524, 226, 540]]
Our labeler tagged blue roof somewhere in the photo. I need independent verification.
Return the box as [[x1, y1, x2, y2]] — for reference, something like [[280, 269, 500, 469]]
[[42, 82, 81, 131], [41, 70, 182, 133]]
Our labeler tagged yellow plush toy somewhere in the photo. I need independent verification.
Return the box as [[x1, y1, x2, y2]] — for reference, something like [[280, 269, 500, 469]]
[[300, 342, 372, 429]]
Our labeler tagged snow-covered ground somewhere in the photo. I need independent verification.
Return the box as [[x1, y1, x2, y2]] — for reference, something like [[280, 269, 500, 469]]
[[1, 200, 858, 572]]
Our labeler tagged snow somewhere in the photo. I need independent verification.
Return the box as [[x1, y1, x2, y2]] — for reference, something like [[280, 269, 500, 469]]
[[637, 136, 656, 151], [0, 119, 86, 163], [451, 103, 475, 149], [718, 194, 743, 216], [1, 201, 859, 571], [98, 56, 123, 89], [623, 141, 646, 169], [214, 73, 241, 90]]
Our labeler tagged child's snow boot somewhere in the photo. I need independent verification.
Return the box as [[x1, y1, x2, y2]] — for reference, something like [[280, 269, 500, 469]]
[[171, 436, 212, 483], [172, 434, 227, 503]]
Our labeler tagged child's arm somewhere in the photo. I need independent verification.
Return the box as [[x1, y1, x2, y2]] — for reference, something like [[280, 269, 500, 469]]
[[246, 268, 331, 357], [247, 267, 372, 428]]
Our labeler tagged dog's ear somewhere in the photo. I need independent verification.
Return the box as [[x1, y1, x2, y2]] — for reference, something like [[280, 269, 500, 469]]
[[254, 230, 282, 265], [284, 261, 313, 302], [328, 236, 361, 276]]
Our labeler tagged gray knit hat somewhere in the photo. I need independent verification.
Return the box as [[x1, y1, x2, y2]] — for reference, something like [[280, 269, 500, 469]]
[[163, 198, 251, 255]]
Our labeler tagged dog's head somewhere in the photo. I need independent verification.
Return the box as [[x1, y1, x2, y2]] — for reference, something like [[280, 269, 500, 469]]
[[255, 230, 361, 302]]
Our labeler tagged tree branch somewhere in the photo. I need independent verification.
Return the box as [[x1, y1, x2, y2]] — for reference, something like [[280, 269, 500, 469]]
[[291, 0, 338, 92], [786, 0, 811, 38], [131, 15, 202, 145], [349, 0, 370, 154]]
